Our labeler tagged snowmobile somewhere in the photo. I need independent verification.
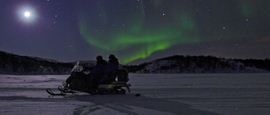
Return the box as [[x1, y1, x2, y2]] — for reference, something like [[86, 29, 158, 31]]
[[46, 61, 131, 96]]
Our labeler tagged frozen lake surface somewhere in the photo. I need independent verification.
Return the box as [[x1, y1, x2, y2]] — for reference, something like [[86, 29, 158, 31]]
[[0, 73, 270, 115]]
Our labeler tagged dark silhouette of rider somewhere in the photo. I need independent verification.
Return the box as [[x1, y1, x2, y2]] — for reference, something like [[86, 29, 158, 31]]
[[108, 54, 119, 71], [105, 54, 120, 83], [96, 55, 107, 66], [91, 56, 108, 88]]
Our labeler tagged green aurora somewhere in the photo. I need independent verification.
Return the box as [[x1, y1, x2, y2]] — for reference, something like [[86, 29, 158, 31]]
[[77, 0, 261, 63], [78, 1, 199, 63]]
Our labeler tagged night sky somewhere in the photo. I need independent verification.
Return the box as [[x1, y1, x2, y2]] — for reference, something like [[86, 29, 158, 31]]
[[0, 0, 269, 64]]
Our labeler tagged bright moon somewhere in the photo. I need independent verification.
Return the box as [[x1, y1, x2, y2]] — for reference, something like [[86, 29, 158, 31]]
[[24, 11, 31, 18], [18, 6, 37, 23]]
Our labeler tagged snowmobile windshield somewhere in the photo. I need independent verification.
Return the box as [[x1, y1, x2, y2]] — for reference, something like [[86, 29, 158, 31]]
[[71, 61, 84, 72]]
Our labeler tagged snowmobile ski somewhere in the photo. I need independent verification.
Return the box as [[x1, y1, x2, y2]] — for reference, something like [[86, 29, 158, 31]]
[[46, 88, 66, 96], [58, 86, 76, 94]]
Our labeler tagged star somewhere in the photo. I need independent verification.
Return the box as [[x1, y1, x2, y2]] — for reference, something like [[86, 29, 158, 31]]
[[222, 26, 227, 30], [162, 11, 167, 16], [245, 18, 249, 22], [162, 13, 166, 16], [54, 14, 58, 18]]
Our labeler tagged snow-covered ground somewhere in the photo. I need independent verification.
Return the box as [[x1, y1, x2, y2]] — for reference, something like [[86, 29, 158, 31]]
[[0, 74, 270, 115]]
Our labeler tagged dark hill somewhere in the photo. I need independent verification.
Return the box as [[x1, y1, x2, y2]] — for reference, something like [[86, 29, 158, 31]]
[[125, 55, 270, 73], [1, 50, 269, 74], [0, 51, 73, 75]]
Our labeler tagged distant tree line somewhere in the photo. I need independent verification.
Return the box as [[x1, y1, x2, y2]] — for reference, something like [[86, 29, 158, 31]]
[[236, 59, 270, 71], [124, 55, 270, 73], [1, 50, 269, 74], [0, 51, 73, 75]]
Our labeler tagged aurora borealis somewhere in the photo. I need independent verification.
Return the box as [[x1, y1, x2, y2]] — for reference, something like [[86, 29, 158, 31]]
[[0, 0, 270, 63], [78, 0, 199, 63]]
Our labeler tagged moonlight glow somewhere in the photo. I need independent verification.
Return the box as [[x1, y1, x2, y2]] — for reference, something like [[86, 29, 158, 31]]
[[24, 11, 31, 18], [17, 6, 37, 23]]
